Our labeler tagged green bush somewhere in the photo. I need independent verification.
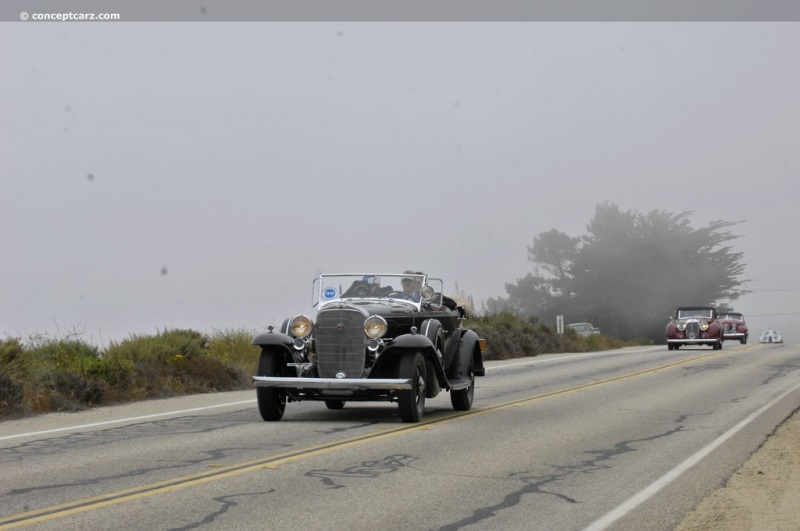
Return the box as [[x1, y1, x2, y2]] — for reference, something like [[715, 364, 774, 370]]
[[0, 337, 25, 366], [105, 328, 209, 365], [207, 328, 260, 369], [0, 373, 24, 416], [465, 312, 632, 360]]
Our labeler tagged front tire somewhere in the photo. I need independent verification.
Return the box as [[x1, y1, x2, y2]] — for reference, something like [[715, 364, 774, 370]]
[[450, 367, 474, 411], [325, 400, 346, 410], [256, 349, 286, 421], [398, 351, 426, 423]]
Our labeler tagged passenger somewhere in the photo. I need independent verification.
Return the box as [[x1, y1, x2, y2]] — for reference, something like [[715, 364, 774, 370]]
[[363, 275, 392, 297]]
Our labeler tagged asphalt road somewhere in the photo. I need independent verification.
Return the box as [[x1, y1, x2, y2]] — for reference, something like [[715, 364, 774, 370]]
[[2, 342, 799, 531]]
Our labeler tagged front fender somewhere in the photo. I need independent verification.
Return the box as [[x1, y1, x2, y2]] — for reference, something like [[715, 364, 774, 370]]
[[253, 330, 293, 351], [390, 333, 436, 352], [382, 333, 447, 396], [448, 329, 485, 378]]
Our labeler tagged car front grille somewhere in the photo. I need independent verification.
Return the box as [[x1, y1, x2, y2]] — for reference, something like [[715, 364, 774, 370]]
[[686, 321, 700, 339], [315, 308, 367, 378]]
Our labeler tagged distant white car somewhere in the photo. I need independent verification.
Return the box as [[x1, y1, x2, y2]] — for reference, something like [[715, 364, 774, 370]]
[[759, 330, 783, 344], [566, 322, 600, 337]]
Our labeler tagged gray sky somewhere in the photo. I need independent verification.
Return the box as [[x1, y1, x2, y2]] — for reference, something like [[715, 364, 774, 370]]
[[2, 23, 798, 345]]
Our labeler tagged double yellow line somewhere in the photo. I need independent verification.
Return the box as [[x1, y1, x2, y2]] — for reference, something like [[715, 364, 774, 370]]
[[1, 345, 750, 528]]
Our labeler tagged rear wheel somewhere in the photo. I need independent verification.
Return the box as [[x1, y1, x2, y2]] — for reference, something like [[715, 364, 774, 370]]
[[325, 400, 346, 410], [398, 351, 426, 423], [450, 366, 474, 411], [256, 349, 286, 421]]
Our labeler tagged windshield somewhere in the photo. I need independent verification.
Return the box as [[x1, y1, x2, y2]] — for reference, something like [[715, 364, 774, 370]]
[[719, 313, 743, 321], [312, 273, 444, 308], [677, 308, 714, 319]]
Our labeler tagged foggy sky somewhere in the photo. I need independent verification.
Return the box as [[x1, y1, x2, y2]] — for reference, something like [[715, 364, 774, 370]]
[[2, 23, 798, 345]]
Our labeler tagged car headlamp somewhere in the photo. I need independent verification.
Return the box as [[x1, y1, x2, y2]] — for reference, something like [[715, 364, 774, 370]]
[[364, 315, 388, 339], [699, 321, 709, 331], [420, 285, 435, 302], [290, 315, 313, 338], [677, 321, 686, 331]]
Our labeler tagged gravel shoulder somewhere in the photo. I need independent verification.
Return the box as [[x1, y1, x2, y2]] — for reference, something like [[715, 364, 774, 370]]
[[675, 407, 800, 530]]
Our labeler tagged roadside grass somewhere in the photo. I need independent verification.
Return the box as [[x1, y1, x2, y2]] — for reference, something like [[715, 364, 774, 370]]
[[1, 315, 634, 419], [465, 312, 631, 360], [1, 328, 260, 419]]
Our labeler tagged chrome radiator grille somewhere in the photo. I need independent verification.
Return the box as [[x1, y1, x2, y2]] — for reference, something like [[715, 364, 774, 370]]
[[315, 309, 367, 378], [686, 321, 700, 339]]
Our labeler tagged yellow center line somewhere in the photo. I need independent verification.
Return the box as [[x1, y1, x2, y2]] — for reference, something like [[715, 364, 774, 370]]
[[0, 346, 748, 529]]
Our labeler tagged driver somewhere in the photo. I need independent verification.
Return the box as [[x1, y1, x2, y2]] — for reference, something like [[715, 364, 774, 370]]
[[401, 270, 423, 302]]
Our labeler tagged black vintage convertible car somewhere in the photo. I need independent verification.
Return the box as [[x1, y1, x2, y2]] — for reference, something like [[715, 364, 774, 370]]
[[252, 273, 485, 422]]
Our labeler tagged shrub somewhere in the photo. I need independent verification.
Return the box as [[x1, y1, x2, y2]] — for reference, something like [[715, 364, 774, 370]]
[[105, 328, 208, 364], [464, 312, 633, 360], [0, 337, 25, 366], [0, 374, 24, 416], [207, 328, 260, 370]]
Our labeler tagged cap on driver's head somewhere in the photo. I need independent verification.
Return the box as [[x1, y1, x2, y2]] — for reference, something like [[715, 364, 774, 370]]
[[402, 269, 415, 281]]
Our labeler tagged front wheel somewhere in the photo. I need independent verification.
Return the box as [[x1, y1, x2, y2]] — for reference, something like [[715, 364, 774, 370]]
[[325, 400, 346, 410], [450, 368, 474, 411], [256, 349, 286, 421], [398, 351, 426, 423]]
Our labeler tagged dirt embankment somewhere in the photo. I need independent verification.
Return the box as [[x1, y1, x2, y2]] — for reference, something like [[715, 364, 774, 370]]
[[675, 409, 800, 530]]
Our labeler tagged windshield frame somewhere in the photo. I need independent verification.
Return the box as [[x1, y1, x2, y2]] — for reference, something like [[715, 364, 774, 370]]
[[677, 308, 715, 320], [312, 273, 445, 310]]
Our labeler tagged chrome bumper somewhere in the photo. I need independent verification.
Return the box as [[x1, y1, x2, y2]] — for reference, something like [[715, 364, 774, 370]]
[[252, 376, 412, 390], [667, 338, 720, 344]]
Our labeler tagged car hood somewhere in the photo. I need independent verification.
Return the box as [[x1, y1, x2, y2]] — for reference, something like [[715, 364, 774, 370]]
[[319, 300, 418, 318]]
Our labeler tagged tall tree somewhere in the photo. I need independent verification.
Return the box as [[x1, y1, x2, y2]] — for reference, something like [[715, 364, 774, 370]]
[[527, 229, 580, 283], [494, 203, 749, 342]]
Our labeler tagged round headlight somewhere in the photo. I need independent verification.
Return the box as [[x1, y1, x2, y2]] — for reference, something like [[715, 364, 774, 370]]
[[420, 285, 435, 302], [677, 321, 686, 331], [364, 315, 388, 339], [699, 321, 709, 331], [290, 315, 313, 338]]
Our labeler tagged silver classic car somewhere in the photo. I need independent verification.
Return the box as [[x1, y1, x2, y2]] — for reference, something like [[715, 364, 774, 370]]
[[252, 273, 485, 423], [759, 330, 783, 344]]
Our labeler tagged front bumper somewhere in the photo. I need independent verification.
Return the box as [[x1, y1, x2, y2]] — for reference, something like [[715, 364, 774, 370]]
[[667, 338, 721, 344], [253, 376, 411, 390], [722, 332, 746, 339]]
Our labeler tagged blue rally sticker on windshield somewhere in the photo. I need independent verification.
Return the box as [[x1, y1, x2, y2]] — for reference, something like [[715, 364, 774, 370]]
[[322, 287, 338, 299]]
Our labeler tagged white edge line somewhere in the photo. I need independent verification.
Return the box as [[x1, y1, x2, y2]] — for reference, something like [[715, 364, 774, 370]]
[[583, 379, 800, 531], [0, 400, 256, 442]]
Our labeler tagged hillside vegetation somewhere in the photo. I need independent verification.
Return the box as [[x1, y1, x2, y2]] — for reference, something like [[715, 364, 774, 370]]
[[1, 314, 641, 418]]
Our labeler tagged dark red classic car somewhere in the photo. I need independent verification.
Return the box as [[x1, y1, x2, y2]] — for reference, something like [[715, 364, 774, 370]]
[[717, 312, 749, 344], [666, 306, 723, 350]]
